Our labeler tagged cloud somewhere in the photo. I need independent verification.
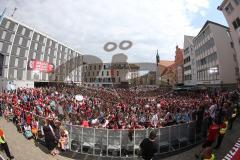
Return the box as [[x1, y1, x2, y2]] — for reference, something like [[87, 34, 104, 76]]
[[0, 0, 210, 63]]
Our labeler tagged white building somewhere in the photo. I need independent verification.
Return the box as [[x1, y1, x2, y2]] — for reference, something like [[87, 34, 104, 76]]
[[0, 16, 83, 90], [218, 0, 240, 86], [193, 21, 238, 87], [183, 35, 197, 86]]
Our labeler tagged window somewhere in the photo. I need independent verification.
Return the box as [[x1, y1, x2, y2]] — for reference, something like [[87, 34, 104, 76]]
[[36, 34, 40, 41], [232, 17, 240, 30], [102, 71, 104, 76], [22, 28, 26, 35], [4, 56, 9, 66], [34, 43, 38, 50], [225, 3, 234, 14], [0, 42, 3, 51], [107, 71, 109, 76], [117, 70, 119, 76], [5, 21, 10, 29], [0, 54, 4, 76], [14, 69, 17, 79], [16, 47, 20, 56], [15, 58, 18, 66], [1, 31, 6, 39], [234, 0, 240, 5], [19, 37, 23, 45]]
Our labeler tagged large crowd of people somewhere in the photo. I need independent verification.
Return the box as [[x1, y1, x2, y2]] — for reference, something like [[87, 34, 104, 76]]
[[0, 85, 239, 158]]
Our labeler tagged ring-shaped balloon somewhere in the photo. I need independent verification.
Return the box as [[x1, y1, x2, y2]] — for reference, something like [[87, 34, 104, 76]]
[[119, 40, 132, 50], [104, 42, 117, 52]]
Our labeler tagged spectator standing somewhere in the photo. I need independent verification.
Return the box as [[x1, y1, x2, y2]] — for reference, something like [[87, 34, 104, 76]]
[[215, 116, 228, 149], [140, 130, 157, 160], [43, 119, 59, 156], [228, 102, 237, 130], [195, 121, 219, 159]]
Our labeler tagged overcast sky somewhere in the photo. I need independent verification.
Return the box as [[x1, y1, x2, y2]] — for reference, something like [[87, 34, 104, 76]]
[[0, 0, 227, 63]]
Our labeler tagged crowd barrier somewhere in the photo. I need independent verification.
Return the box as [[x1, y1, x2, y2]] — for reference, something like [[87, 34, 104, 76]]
[[62, 120, 208, 158]]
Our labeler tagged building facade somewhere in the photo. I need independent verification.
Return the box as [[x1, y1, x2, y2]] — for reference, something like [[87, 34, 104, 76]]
[[160, 46, 183, 86], [193, 21, 238, 86], [218, 0, 240, 86], [82, 63, 139, 87], [183, 35, 197, 86], [0, 16, 83, 89]]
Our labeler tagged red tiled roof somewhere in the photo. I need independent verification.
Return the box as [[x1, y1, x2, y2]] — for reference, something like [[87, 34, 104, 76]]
[[159, 60, 174, 67]]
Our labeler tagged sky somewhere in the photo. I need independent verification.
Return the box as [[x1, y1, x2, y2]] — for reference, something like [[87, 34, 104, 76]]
[[0, 0, 227, 63]]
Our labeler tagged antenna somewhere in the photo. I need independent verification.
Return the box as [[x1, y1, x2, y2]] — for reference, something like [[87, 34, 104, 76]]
[[11, 7, 17, 17]]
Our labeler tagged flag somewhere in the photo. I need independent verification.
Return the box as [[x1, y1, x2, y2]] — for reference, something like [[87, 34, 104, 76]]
[[156, 50, 160, 66], [0, 8, 6, 24]]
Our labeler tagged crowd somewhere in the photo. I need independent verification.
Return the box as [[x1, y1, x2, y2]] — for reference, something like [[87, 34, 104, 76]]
[[0, 85, 239, 158]]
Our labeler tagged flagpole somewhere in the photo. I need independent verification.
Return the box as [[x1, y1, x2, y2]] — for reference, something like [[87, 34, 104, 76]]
[[11, 7, 17, 17]]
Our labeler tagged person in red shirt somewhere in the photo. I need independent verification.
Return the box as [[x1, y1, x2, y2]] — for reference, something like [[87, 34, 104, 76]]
[[205, 121, 219, 146], [195, 120, 219, 159]]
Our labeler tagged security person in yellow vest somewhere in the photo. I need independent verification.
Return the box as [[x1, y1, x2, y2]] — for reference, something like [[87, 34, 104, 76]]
[[0, 128, 14, 159], [215, 116, 228, 149], [201, 147, 216, 160]]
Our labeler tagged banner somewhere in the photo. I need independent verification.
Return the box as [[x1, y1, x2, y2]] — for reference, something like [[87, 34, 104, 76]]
[[28, 59, 54, 73], [222, 138, 240, 160]]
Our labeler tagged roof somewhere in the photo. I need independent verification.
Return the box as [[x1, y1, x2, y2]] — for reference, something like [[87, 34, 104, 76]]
[[160, 60, 174, 67], [194, 20, 229, 41]]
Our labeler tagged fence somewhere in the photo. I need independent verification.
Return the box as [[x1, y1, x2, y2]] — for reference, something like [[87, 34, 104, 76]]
[[63, 120, 208, 158]]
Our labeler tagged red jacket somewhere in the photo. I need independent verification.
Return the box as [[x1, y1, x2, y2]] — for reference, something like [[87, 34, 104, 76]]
[[207, 124, 219, 142]]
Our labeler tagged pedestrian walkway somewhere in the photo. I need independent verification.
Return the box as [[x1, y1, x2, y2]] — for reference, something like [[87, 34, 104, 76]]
[[0, 117, 239, 160], [163, 119, 240, 160]]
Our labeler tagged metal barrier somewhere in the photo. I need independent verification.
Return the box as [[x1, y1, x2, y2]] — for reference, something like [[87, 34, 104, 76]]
[[64, 120, 208, 158]]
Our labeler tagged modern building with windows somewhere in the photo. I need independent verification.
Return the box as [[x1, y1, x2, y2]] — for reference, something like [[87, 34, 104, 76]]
[[218, 0, 240, 85], [0, 16, 83, 89], [193, 20, 238, 87], [183, 35, 197, 86]]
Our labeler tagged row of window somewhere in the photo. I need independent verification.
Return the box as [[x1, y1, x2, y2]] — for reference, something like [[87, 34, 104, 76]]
[[195, 38, 215, 57], [184, 56, 190, 64], [194, 27, 211, 47], [197, 66, 219, 81], [184, 47, 189, 55], [225, 0, 240, 15], [184, 65, 191, 71], [196, 52, 217, 67], [0, 53, 3, 76], [2, 19, 80, 57], [84, 70, 120, 77], [84, 77, 121, 83], [232, 17, 240, 30], [184, 74, 192, 81]]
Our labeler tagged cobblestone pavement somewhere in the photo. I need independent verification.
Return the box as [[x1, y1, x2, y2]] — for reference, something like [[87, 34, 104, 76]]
[[0, 117, 239, 160]]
